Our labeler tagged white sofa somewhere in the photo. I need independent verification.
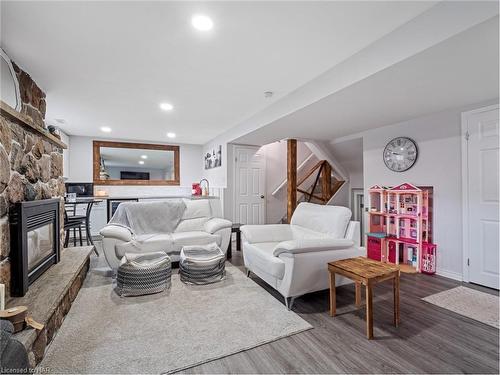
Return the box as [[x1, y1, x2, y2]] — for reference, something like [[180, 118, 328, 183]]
[[241, 202, 364, 309], [100, 198, 232, 270]]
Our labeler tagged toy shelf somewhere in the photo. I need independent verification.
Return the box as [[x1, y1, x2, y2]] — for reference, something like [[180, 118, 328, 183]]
[[367, 183, 436, 274]]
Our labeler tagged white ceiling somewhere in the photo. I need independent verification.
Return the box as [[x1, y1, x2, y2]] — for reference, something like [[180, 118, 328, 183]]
[[0, 1, 437, 144], [234, 15, 499, 145]]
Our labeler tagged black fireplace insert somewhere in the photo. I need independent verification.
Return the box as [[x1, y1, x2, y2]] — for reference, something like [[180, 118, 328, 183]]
[[9, 199, 60, 296]]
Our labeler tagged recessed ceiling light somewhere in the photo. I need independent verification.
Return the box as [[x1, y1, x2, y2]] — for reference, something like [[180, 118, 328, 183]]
[[140, 155, 148, 159], [100, 126, 112, 133], [191, 14, 213, 31], [160, 102, 174, 111], [167, 132, 176, 139], [138, 160, 145, 165]]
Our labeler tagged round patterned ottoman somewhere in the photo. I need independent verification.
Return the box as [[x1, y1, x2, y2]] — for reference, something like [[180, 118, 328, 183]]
[[179, 243, 225, 285], [117, 251, 172, 296]]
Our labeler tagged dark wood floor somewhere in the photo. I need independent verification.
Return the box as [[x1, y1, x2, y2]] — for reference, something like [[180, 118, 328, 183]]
[[183, 247, 499, 374]]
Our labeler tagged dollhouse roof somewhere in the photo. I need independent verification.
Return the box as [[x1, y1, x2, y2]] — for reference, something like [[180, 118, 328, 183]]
[[389, 182, 421, 192], [369, 185, 386, 191]]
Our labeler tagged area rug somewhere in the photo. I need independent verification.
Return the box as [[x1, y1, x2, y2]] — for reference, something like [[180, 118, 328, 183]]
[[41, 262, 312, 374], [422, 286, 499, 329]]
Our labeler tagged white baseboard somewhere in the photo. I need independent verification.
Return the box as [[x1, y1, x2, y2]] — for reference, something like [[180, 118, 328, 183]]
[[436, 269, 463, 282]]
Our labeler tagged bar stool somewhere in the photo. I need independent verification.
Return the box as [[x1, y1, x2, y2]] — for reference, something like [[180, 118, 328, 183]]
[[64, 205, 87, 247]]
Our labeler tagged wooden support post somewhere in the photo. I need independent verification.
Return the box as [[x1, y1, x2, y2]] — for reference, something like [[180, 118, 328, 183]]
[[321, 161, 332, 201], [287, 139, 297, 223]]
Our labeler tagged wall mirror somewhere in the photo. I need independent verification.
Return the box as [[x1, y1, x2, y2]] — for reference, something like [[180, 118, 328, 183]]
[[93, 141, 180, 185]]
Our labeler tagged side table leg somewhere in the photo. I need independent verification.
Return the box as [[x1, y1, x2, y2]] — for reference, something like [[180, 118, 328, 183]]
[[394, 274, 400, 327], [355, 282, 362, 307], [329, 271, 336, 316], [236, 230, 241, 251], [366, 284, 373, 339], [227, 237, 232, 259]]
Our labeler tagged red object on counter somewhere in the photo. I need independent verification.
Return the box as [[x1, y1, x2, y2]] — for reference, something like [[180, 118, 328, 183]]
[[192, 183, 202, 195]]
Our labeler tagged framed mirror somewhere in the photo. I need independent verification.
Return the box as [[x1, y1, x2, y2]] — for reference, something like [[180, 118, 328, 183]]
[[93, 141, 180, 185]]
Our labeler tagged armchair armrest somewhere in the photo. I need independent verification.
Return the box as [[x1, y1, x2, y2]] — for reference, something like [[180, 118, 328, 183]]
[[99, 224, 133, 242], [272, 238, 355, 256], [204, 218, 232, 234], [345, 221, 360, 247], [240, 224, 293, 244]]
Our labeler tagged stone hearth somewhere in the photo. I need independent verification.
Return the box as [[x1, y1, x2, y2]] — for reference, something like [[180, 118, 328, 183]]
[[7, 246, 92, 368]]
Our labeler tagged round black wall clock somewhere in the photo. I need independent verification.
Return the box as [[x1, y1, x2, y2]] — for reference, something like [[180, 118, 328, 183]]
[[383, 137, 418, 172]]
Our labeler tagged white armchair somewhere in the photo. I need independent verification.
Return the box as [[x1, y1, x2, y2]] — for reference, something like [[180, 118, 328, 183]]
[[241, 202, 364, 309]]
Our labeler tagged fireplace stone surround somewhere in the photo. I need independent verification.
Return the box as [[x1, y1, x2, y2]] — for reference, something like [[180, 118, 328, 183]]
[[0, 56, 65, 301], [0, 52, 93, 370]]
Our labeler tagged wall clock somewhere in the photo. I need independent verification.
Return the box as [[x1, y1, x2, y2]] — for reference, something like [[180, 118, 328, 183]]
[[383, 137, 418, 172]]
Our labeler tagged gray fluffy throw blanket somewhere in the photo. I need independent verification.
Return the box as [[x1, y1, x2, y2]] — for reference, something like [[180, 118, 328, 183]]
[[109, 200, 186, 235]]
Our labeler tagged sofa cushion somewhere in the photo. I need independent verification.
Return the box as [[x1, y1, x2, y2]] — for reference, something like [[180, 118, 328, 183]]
[[291, 203, 352, 239], [170, 231, 221, 253], [115, 234, 174, 258], [240, 224, 293, 244], [291, 225, 328, 240], [175, 217, 210, 232], [182, 199, 212, 220], [244, 242, 285, 279], [109, 200, 186, 235]]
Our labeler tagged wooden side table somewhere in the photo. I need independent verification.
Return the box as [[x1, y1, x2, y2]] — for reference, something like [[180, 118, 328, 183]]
[[328, 257, 400, 339]]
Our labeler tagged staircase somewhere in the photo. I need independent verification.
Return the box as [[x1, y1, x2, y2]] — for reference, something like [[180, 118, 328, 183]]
[[296, 160, 345, 204], [279, 160, 345, 223]]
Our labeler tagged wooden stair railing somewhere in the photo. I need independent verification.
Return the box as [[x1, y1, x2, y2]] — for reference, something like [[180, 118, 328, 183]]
[[281, 158, 346, 223], [296, 160, 345, 204]]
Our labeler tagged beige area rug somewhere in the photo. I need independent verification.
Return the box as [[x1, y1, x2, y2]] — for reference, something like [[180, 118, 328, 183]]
[[422, 286, 499, 329], [40, 261, 312, 374]]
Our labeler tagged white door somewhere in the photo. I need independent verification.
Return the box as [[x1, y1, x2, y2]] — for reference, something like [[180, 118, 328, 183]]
[[234, 146, 266, 225], [465, 105, 499, 289]]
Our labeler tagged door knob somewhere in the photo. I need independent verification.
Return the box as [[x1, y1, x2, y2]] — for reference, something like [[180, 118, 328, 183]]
[[260, 195, 265, 199]]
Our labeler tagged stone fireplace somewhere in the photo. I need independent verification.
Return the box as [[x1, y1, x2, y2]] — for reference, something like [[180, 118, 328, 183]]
[[0, 49, 93, 370], [0, 52, 65, 300], [10, 199, 60, 296]]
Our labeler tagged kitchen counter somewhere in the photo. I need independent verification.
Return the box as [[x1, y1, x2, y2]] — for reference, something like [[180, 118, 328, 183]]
[[89, 195, 220, 200]]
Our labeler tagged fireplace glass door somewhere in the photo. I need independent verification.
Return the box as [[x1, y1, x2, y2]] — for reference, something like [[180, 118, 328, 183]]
[[27, 222, 55, 273], [10, 198, 60, 296]]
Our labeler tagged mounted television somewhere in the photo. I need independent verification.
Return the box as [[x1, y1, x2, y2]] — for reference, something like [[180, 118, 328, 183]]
[[120, 171, 150, 180]]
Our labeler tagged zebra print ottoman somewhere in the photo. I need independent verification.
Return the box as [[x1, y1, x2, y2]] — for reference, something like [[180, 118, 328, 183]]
[[179, 243, 225, 285], [117, 251, 172, 296]]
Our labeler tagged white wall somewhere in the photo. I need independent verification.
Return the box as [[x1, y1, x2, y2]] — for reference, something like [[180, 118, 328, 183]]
[[202, 142, 227, 188], [60, 131, 70, 179], [329, 167, 364, 210], [349, 170, 363, 189], [329, 183, 350, 207], [358, 100, 498, 280], [67, 135, 203, 196]]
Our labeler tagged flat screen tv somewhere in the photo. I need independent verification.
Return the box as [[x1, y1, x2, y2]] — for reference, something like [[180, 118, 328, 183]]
[[120, 171, 150, 180]]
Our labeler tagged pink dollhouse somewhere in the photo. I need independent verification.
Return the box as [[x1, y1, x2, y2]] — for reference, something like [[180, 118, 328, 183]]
[[367, 183, 437, 274]]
